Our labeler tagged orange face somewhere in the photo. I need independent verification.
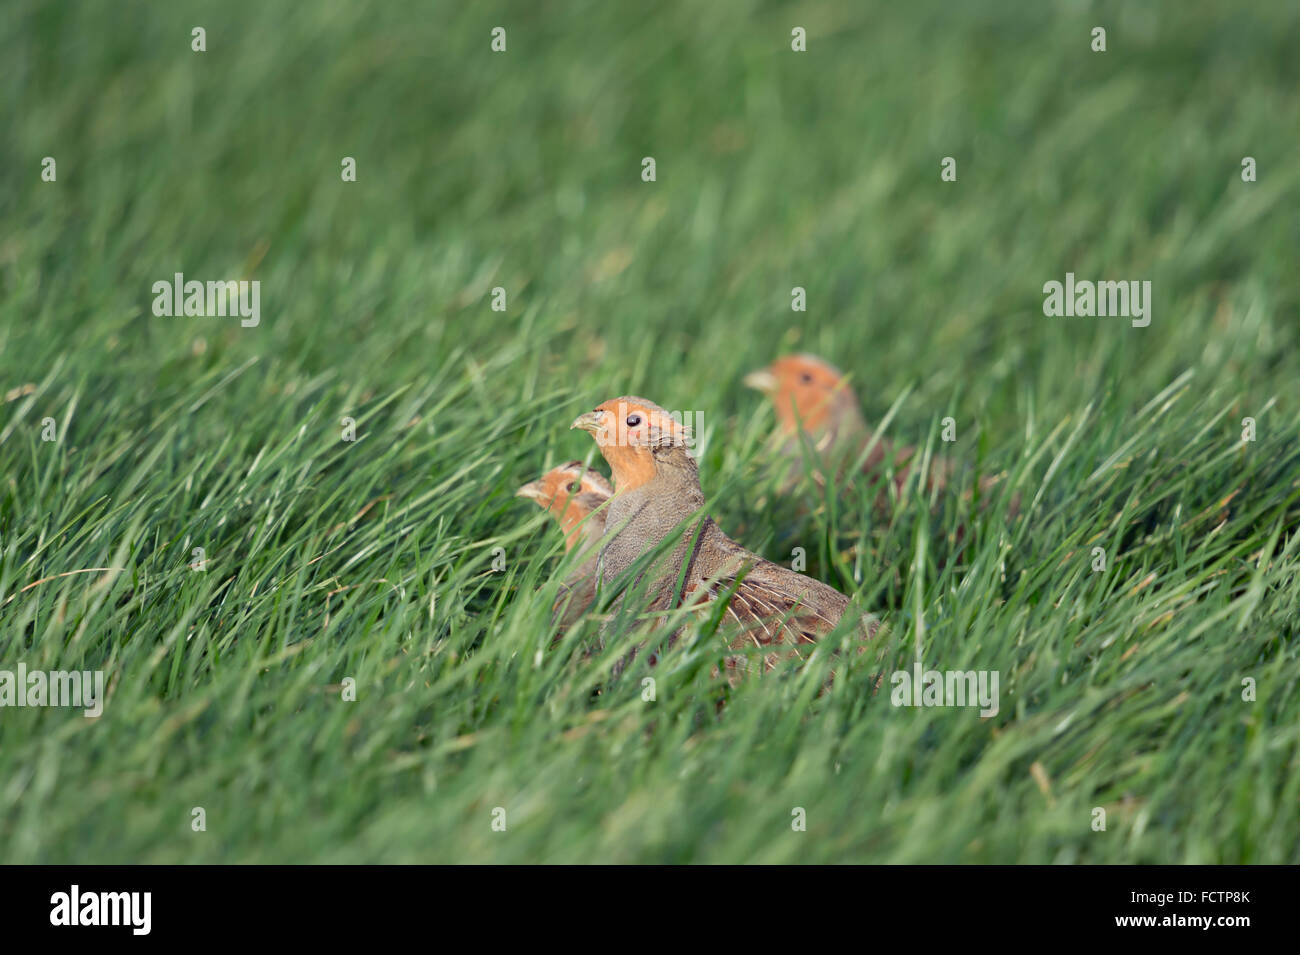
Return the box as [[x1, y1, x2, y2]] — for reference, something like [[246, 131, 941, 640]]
[[516, 462, 611, 547], [744, 354, 854, 437], [570, 396, 692, 492]]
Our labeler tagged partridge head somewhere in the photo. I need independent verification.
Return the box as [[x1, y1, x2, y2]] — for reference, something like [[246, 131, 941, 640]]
[[516, 461, 612, 552]]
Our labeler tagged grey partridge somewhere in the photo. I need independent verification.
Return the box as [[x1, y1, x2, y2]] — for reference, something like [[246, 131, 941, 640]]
[[571, 396, 874, 674], [517, 461, 612, 631]]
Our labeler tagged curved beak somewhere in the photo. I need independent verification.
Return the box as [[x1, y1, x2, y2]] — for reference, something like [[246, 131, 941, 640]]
[[570, 411, 605, 434], [515, 480, 546, 502], [743, 368, 778, 394]]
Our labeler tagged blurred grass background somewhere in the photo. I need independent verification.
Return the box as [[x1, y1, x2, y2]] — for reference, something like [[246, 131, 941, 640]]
[[0, 0, 1297, 862]]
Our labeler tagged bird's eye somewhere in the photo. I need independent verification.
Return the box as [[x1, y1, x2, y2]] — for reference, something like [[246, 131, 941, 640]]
[[567, 481, 581, 492], [800, 372, 814, 384], [626, 414, 642, 427]]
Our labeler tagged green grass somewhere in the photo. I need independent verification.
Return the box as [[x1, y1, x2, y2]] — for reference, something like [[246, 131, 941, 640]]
[[1, 0, 1298, 863]]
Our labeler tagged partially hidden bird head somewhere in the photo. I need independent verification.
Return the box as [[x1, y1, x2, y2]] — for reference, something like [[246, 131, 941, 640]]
[[571, 396, 696, 492], [516, 461, 612, 548], [743, 354, 863, 440]]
